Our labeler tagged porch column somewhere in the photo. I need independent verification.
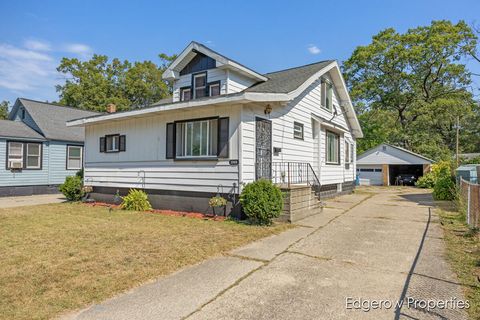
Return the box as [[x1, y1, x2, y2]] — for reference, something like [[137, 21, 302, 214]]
[[382, 164, 389, 186]]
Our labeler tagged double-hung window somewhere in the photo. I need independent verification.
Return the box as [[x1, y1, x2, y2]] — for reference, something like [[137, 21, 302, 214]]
[[176, 118, 218, 158], [193, 73, 207, 99], [7, 142, 42, 169], [7, 142, 24, 169], [321, 79, 333, 111], [326, 131, 340, 164], [209, 81, 220, 97], [67, 146, 83, 170], [106, 135, 119, 152], [180, 87, 191, 101], [293, 122, 304, 140]]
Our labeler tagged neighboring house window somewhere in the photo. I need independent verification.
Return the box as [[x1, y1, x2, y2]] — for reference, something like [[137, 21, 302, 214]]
[[7, 142, 23, 169], [67, 146, 83, 170], [175, 118, 218, 157], [26, 143, 41, 169], [6, 141, 42, 169], [293, 122, 304, 140], [209, 81, 221, 97], [180, 87, 191, 101], [326, 131, 340, 164], [321, 79, 333, 111], [193, 73, 207, 99], [345, 142, 350, 163], [21, 109, 26, 120]]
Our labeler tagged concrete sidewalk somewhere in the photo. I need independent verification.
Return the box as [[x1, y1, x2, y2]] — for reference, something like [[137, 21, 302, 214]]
[[65, 188, 468, 320], [0, 193, 65, 209]]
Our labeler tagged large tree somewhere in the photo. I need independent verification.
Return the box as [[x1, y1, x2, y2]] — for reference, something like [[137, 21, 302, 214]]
[[56, 53, 176, 112], [0, 100, 9, 120], [343, 20, 479, 160]]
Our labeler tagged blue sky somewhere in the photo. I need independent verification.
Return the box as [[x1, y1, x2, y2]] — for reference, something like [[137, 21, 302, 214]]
[[0, 0, 479, 104]]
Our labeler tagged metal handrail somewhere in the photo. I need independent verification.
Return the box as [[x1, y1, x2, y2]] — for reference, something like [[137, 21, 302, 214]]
[[271, 162, 321, 199]]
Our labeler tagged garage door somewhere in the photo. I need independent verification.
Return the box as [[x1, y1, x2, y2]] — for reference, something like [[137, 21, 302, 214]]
[[358, 167, 383, 186]]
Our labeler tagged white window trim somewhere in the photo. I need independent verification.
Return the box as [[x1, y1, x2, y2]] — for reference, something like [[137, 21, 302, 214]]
[[7, 142, 23, 169], [293, 122, 304, 140], [26, 143, 41, 169], [193, 73, 207, 99], [176, 119, 217, 158], [105, 135, 119, 153], [181, 88, 191, 101], [209, 82, 220, 97], [320, 79, 333, 111], [67, 145, 83, 170], [326, 131, 340, 164]]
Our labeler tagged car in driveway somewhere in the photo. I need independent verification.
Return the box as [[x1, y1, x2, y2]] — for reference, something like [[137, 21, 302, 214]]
[[395, 174, 417, 186]]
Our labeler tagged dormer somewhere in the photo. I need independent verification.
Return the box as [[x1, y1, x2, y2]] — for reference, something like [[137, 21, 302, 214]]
[[163, 42, 268, 102]]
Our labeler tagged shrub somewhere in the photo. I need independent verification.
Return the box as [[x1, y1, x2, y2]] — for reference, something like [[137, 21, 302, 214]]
[[209, 196, 227, 207], [240, 179, 283, 225], [121, 189, 152, 211], [433, 174, 456, 200], [415, 172, 435, 188], [59, 175, 84, 201], [76, 168, 84, 179]]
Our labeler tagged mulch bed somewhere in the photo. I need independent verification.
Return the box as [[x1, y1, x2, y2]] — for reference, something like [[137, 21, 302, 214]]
[[83, 201, 226, 221]]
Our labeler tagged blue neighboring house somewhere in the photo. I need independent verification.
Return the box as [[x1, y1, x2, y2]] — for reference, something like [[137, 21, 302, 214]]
[[0, 98, 98, 196]]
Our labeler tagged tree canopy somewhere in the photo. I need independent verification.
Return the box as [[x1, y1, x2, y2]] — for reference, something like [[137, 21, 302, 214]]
[[56, 53, 176, 112], [343, 20, 479, 160], [0, 100, 9, 120]]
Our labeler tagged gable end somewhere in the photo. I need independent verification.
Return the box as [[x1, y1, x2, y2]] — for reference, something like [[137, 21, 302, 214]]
[[179, 52, 216, 76]]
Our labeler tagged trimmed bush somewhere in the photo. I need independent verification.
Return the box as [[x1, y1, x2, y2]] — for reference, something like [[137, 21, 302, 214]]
[[240, 179, 283, 225], [59, 176, 84, 201], [433, 175, 456, 200], [121, 189, 152, 211], [415, 172, 435, 188]]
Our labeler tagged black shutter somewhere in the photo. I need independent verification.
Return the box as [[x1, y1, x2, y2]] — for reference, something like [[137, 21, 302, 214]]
[[99, 137, 105, 153], [166, 123, 175, 159], [119, 135, 126, 152], [217, 117, 229, 158]]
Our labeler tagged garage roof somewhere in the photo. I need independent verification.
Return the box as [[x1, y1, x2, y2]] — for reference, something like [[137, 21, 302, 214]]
[[357, 144, 433, 165]]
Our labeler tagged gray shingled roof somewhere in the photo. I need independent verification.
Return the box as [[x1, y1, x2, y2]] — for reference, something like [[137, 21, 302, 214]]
[[0, 120, 46, 140], [19, 98, 99, 142], [245, 60, 334, 93]]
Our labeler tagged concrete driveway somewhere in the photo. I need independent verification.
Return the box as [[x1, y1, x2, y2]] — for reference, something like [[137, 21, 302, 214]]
[[0, 193, 65, 208], [67, 187, 468, 320]]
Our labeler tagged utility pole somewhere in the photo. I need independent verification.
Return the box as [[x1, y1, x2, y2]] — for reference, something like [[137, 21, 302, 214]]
[[456, 116, 460, 168]]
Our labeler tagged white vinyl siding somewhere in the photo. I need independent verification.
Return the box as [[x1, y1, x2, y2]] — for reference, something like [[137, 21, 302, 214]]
[[83, 105, 241, 193], [240, 72, 355, 186]]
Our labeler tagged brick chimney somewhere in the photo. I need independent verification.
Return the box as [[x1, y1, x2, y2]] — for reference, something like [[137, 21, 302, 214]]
[[106, 103, 117, 113]]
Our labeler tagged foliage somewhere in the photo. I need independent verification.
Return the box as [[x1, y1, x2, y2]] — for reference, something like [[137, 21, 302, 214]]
[[209, 196, 227, 208], [0, 100, 9, 120], [76, 168, 84, 178], [240, 179, 283, 225], [343, 20, 479, 160], [56, 53, 177, 111], [415, 172, 436, 188], [432, 161, 456, 200], [59, 176, 84, 201], [121, 189, 152, 211]]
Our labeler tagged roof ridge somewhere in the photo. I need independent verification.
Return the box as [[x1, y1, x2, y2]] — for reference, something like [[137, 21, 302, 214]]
[[264, 60, 335, 76], [19, 98, 99, 113]]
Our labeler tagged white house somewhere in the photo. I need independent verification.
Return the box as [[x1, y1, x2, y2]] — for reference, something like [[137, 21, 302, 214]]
[[357, 144, 433, 186], [67, 41, 363, 216]]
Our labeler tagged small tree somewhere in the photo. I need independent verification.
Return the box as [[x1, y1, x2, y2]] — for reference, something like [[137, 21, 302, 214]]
[[59, 176, 84, 201]]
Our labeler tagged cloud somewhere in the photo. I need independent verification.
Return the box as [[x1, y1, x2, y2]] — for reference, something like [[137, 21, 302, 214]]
[[24, 39, 51, 51], [307, 44, 321, 55], [63, 43, 93, 58], [0, 43, 57, 92]]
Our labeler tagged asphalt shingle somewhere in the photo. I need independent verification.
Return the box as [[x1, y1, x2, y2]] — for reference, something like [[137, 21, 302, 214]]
[[0, 120, 45, 140]]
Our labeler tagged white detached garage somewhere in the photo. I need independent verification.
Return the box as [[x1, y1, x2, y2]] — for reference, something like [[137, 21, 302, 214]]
[[357, 144, 433, 186]]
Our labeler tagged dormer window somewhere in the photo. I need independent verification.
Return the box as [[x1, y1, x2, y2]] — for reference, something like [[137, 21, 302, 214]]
[[193, 72, 207, 99], [209, 81, 221, 97], [180, 87, 191, 101]]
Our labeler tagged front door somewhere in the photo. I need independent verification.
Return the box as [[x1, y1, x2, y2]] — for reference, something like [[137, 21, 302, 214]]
[[255, 117, 272, 180]]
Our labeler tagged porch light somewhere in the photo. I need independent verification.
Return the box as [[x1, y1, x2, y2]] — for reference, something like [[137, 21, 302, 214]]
[[264, 104, 272, 115]]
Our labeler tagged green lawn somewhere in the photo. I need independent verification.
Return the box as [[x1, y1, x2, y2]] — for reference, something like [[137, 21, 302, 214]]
[[436, 202, 480, 320], [0, 203, 290, 320]]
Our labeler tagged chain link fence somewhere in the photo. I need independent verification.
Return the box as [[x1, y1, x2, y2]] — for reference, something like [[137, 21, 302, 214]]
[[459, 178, 480, 228]]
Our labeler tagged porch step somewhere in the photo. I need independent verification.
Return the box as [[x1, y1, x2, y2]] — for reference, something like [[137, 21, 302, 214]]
[[277, 186, 324, 223]]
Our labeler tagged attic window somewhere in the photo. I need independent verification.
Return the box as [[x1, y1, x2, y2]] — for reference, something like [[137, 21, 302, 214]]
[[180, 87, 191, 101], [209, 81, 221, 97], [321, 79, 333, 111], [193, 73, 207, 99]]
